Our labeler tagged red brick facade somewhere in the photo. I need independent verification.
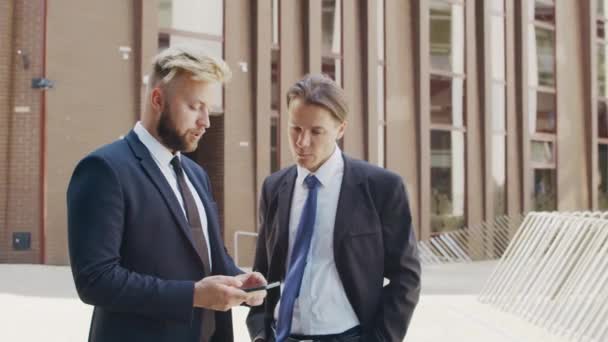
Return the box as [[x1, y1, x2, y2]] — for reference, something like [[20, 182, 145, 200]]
[[0, 0, 45, 263]]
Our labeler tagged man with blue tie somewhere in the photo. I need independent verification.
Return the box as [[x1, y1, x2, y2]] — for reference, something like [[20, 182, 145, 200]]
[[247, 74, 421, 342], [67, 45, 266, 342]]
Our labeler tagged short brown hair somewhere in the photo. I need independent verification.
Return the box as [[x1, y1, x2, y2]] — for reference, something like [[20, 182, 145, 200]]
[[286, 74, 348, 123]]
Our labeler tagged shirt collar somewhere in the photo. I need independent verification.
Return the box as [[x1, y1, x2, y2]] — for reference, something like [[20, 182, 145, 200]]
[[133, 121, 180, 168], [296, 143, 343, 188]]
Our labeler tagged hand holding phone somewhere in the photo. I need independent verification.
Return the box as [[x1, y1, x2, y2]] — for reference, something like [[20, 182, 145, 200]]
[[243, 281, 280, 293]]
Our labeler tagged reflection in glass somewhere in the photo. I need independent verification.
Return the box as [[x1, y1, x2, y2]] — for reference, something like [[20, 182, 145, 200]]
[[322, 0, 341, 55], [533, 27, 555, 87], [271, 117, 279, 173], [599, 43, 608, 98], [377, 0, 384, 61], [272, 0, 279, 46], [271, 49, 279, 110], [430, 75, 465, 126], [158, 0, 223, 36], [490, 15, 505, 81], [534, 0, 554, 23], [599, 100, 608, 138], [493, 134, 507, 216], [531, 140, 554, 164], [430, 1, 464, 73], [529, 90, 556, 133], [322, 57, 342, 86], [598, 0, 607, 20], [599, 144, 608, 209], [533, 168, 556, 211], [491, 82, 506, 132], [431, 130, 466, 233], [488, 0, 505, 13]]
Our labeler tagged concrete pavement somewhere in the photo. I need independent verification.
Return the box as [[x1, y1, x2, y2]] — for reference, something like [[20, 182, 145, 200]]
[[0, 262, 566, 341]]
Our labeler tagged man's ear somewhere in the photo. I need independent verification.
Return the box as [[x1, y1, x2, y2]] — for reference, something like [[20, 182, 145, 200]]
[[150, 86, 164, 113], [336, 120, 348, 140]]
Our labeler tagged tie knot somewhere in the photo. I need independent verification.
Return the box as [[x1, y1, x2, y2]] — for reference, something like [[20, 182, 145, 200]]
[[170, 156, 182, 173], [304, 174, 320, 190]]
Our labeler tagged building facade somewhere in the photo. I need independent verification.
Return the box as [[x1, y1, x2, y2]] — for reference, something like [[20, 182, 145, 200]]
[[0, 0, 602, 266]]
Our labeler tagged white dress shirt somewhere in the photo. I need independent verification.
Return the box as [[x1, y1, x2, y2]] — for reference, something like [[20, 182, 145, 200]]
[[133, 122, 212, 269], [274, 145, 360, 334]]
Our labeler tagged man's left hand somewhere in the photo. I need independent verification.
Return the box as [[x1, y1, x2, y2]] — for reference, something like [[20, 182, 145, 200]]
[[237, 272, 267, 306]]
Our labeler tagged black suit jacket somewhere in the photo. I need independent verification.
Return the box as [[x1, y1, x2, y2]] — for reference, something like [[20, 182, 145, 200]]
[[67, 130, 241, 342], [247, 154, 421, 342]]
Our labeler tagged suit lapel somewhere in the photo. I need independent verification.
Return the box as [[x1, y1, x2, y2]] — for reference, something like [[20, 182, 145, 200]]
[[333, 155, 365, 250], [270, 167, 297, 279], [125, 131, 207, 269]]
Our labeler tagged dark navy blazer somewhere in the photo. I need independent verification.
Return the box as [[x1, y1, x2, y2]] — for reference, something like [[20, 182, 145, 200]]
[[247, 154, 421, 342], [67, 130, 241, 342]]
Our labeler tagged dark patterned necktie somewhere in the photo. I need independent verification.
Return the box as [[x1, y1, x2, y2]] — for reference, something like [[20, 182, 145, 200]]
[[170, 156, 214, 342]]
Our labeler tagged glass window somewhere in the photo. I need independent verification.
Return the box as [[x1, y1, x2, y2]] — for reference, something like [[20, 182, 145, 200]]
[[490, 15, 506, 81], [431, 130, 466, 233], [529, 90, 556, 133], [531, 140, 555, 164], [322, 0, 341, 55], [534, 1, 555, 23], [377, 0, 384, 61], [271, 1, 280, 173], [158, 0, 223, 36], [487, 5, 507, 218], [488, 0, 505, 13], [430, 1, 465, 73], [272, 0, 279, 46], [599, 43, 608, 97], [599, 0, 608, 20], [599, 143, 608, 209], [271, 117, 279, 173], [271, 49, 280, 110], [533, 27, 556, 87], [493, 134, 507, 216], [431, 75, 465, 126], [492, 82, 506, 132], [157, 0, 224, 112], [533, 168, 557, 211], [322, 57, 342, 86], [599, 100, 608, 138]]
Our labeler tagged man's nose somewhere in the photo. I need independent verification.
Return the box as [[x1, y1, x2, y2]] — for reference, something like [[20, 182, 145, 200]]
[[297, 132, 311, 147], [198, 108, 210, 128]]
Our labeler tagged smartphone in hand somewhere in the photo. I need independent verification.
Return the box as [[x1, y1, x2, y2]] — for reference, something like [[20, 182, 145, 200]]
[[243, 281, 280, 293]]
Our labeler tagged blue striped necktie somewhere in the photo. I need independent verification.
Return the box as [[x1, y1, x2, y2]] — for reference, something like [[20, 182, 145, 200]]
[[275, 174, 320, 342]]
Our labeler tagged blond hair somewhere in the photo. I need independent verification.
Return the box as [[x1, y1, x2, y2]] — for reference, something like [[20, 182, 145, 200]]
[[148, 45, 231, 90], [286, 74, 348, 123]]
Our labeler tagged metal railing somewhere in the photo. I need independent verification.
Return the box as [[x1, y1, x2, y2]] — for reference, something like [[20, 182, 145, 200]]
[[418, 214, 524, 264], [479, 211, 608, 342]]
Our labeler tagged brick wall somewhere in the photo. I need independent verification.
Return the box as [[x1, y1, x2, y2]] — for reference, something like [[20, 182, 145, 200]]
[[1, 0, 45, 263], [0, 0, 15, 264]]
